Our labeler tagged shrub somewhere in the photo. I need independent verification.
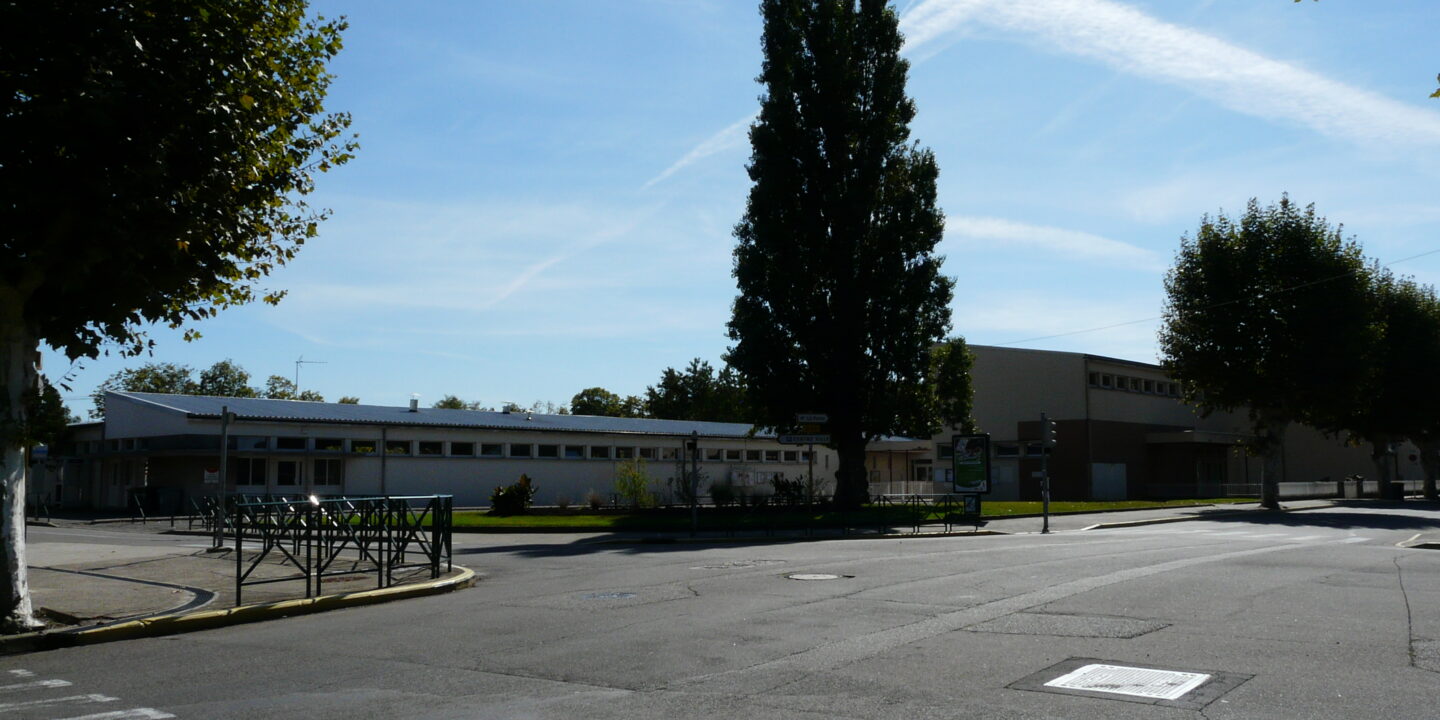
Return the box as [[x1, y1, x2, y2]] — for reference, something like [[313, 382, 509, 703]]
[[555, 494, 572, 510], [771, 473, 807, 505], [667, 465, 709, 505], [614, 457, 656, 509], [585, 489, 604, 510], [489, 474, 536, 515], [709, 478, 736, 507]]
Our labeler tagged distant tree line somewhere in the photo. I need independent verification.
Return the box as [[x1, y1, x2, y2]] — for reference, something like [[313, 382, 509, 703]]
[[89, 359, 334, 417]]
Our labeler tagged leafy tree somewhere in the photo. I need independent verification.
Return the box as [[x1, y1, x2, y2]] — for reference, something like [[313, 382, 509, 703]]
[[337, 396, 360, 404], [194, 359, 258, 398], [898, 337, 976, 438], [262, 375, 323, 401], [1159, 197, 1377, 508], [433, 395, 483, 410], [22, 380, 76, 450], [89, 362, 197, 418], [645, 359, 750, 422], [0, 1, 354, 630], [1344, 272, 1440, 499], [726, 0, 954, 509], [569, 387, 645, 418]]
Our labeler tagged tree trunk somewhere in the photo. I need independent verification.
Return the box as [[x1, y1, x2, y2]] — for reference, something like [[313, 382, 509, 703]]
[[0, 330, 41, 632], [1259, 420, 1288, 509], [1418, 438, 1440, 501], [1371, 439, 1394, 501], [832, 430, 869, 511]]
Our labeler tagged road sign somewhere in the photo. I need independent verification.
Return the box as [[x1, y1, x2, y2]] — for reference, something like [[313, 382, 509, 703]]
[[778, 434, 831, 445], [952, 433, 991, 494], [203, 467, 219, 484], [795, 413, 829, 424]]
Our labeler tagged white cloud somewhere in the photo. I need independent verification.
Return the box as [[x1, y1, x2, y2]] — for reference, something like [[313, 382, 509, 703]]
[[900, 0, 1440, 149], [947, 215, 1163, 271], [641, 114, 754, 190]]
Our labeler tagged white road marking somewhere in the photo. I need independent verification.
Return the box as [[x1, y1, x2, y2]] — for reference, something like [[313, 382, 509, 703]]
[[0, 693, 115, 712], [53, 709, 176, 720], [0, 679, 70, 693], [4, 671, 31, 678], [1338, 537, 1369, 544]]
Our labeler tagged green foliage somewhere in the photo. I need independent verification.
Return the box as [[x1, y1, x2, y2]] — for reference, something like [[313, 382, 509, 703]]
[[488, 474, 536, 516], [613, 457, 656, 509], [194, 359, 258, 398], [21, 380, 74, 448], [90, 362, 196, 417], [645, 359, 750, 422], [337, 396, 360, 404], [770, 473, 808, 506], [1, 0, 356, 360], [433, 395, 485, 410], [726, 0, 953, 509], [898, 337, 977, 438], [708, 478, 737, 507], [264, 375, 297, 400], [666, 463, 709, 505], [570, 387, 646, 418]]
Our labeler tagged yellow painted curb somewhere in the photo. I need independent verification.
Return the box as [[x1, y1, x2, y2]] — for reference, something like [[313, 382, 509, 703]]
[[1, 566, 475, 654]]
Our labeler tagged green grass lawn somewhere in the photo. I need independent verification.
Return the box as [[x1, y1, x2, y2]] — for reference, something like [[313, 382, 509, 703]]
[[451, 498, 1253, 532]]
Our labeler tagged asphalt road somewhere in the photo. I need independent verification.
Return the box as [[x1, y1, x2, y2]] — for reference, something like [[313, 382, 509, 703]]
[[5, 504, 1439, 719]]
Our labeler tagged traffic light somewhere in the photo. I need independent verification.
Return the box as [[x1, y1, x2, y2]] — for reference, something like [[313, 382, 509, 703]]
[[1041, 413, 1057, 448]]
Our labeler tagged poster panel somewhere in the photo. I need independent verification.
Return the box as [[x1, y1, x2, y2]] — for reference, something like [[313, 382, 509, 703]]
[[952, 433, 991, 494]]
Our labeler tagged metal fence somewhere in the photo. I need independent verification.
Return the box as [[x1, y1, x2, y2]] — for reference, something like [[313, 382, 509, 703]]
[[231, 495, 452, 605]]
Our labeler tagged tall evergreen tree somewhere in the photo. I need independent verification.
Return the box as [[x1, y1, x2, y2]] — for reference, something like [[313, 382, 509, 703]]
[[727, 0, 954, 509]]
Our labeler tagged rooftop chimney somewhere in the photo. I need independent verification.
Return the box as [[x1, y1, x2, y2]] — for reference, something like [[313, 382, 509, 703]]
[[408, 394, 419, 412]]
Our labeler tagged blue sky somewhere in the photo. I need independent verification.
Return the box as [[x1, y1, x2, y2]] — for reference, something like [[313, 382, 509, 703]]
[[45, 0, 1440, 416]]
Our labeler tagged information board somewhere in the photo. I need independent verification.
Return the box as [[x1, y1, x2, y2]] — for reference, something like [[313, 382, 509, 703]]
[[951, 433, 991, 494]]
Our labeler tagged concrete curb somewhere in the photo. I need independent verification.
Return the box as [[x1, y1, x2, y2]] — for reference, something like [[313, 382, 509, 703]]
[[0, 566, 476, 656], [1080, 501, 1338, 531], [596, 529, 1007, 545]]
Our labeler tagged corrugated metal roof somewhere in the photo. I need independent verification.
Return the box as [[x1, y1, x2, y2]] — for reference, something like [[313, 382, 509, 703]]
[[112, 392, 770, 439]]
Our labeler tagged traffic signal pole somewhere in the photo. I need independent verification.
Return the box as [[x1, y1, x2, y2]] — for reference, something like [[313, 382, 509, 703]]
[[1040, 412, 1055, 534]]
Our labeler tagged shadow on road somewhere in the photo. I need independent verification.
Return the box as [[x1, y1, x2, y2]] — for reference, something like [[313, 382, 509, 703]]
[[1198, 501, 1440, 532]]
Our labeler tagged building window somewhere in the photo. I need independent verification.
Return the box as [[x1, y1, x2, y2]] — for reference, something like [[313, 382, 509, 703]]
[[235, 458, 266, 485], [638, 447, 657, 460], [276, 436, 306, 451], [480, 443, 504, 458], [1088, 372, 1099, 386], [745, 449, 760, 462], [1101, 374, 1114, 388], [1024, 442, 1047, 457], [313, 459, 343, 486], [725, 449, 742, 461], [276, 460, 301, 486], [994, 443, 1020, 458], [417, 441, 443, 456], [509, 443, 532, 458], [590, 446, 612, 460], [386, 440, 411, 456], [783, 450, 799, 462], [537, 444, 559, 458], [801, 451, 813, 462], [615, 447, 635, 459], [230, 436, 268, 451], [1130, 377, 1142, 391], [350, 440, 377, 454], [937, 443, 954, 459], [315, 438, 344, 452], [1143, 379, 1155, 393], [564, 445, 584, 459], [764, 450, 780, 462], [661, 447, 679, 460], [450, 442, 475, 456], [706, 448, 723, 461]]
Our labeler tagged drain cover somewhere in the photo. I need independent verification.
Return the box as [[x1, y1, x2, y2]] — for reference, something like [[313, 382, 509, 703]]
[[787, 573, 844, 581], [1045, 663, 1210, 700], [582, 592, 636, 600]]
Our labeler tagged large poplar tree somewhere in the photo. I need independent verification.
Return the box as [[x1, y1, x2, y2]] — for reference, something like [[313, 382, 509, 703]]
[[727, 0, 954, 509], [0, 1, 354, 631]]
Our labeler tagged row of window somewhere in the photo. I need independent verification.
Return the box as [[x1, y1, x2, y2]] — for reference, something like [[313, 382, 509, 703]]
[[222, 436, 815, 464], [937, 442, 1050, 459], [1088, 372, 1181, 397], [232, 458, 343, 486]]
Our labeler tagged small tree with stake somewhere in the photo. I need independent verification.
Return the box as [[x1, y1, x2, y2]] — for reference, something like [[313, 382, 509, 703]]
[[0, 0, 355, 631]]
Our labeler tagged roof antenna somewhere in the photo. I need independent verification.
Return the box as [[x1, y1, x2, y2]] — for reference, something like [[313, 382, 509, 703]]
[[294, 355, 327, 397]]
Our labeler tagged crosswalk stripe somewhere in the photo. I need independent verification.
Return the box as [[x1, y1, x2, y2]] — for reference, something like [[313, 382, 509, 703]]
[[3, 671, 31, 678], [53, 709, 177, 720], [0, 693, 116, 712], [0, 679, 70, 693]]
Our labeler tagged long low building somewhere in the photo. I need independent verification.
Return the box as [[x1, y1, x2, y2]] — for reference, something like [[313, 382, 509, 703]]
[[40, 392, 849, 510]]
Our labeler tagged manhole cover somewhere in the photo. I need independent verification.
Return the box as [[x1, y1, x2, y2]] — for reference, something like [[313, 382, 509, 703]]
[[787, 573, 847, 581], [582, 592, 636, 600], [1045, 663, 1210, 701]]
